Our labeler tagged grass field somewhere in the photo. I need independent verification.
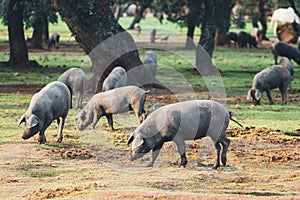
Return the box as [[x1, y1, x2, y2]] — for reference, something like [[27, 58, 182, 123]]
[[0, 16, 299, 199]]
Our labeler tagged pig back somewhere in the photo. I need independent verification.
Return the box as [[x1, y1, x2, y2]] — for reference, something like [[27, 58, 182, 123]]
[[142, 100, 228, 141], [172, 100, 228, 140], [30, 81, 70, 119], [94, 86, 144, 114], [254, 66, 292, 89]]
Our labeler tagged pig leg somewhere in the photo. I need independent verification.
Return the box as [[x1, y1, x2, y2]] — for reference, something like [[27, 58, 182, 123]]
[[213, 141, 221, 169], [91, 111, 100, 129], [38, 130, 47, 144], [173, 138, 188, 167], [67, 86, 73, 109], [105, 114, 114, 131], [220, 137, 230, 167], [75, 92, 80, 109], [279, 85, 288, 105], [148, 145, 163, 167], [266, 89, 274, 105], [78, 92, 83, 109], [38, 119, 53, 144], [56, 117, 65, 143], [274, 54, 278, 65], [132, 96, 146, 123]]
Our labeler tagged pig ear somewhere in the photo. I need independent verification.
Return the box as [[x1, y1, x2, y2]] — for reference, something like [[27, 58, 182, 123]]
[[29, 115, 39, 128], [246, 89, 252, 101], [132, 136, 144, 149], [127, 133, 134, 145], [255, 89, 262, 100], [18, 114, 26, 127]]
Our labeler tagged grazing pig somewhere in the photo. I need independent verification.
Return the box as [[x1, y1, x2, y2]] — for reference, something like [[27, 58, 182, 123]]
[[47, 33, 60, 50], [226, 32, 238, 47], [75, 86, 147, 131], [127, 100, 242, 169], [271, 41, 300, 65], [247, 65, 293, 105], [237, 31, 257, 48], [279, 57, 294, 78], [102, 66, 127, 92], [18, 81, 70, 144], [142, 50, 158, 78], [58, 67, 87, 109]]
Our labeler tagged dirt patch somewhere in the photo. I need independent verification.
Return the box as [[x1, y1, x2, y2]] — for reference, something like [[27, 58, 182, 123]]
[[26, 182, 99, 200], [0, 84, 45, 94]]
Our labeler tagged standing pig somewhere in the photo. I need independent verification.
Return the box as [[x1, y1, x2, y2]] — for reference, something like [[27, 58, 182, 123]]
[[102, 66, 127, 92], [127, 100, 241, 169], [47, 33, 60, 50], [142, 50, 158, 78], [58, 67, 87, 109], [237, 31, 257, 48], [75, 86, 147, 131], [271, 41, 300, 65], [18, 81, 70, 144], [246, 65, 293, 105]]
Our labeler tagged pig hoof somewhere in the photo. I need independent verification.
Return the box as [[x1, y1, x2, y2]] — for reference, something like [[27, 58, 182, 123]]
[[147, 163, 154, 167], [212, 165, 220, 170], [38, 139, 46, 144], [38, 136, 47, 144]]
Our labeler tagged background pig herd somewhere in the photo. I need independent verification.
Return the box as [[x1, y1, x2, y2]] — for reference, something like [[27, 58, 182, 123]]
[[18, 43, 296, 169]]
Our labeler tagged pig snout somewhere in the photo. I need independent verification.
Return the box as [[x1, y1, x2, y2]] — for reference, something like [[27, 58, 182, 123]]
[[22, 132, 30, 140], [128, 151, 133, 161]]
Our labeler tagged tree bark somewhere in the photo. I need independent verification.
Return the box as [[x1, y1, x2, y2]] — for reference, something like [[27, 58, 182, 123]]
[[185, 23, 196, 49], [198, 0, 216, 57], [51, 0, 143, 92], [258, 0, 268, 40], [215, 0, 233, 46], [7, 0, 29, 66], [128, 1, 153, 30], [185, 0, 201, 49], [31, 14, 48, 49]]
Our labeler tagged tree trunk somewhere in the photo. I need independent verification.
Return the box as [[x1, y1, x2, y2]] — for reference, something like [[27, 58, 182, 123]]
[[258, 0, 268, 40], [215, 27, 227, 46], [7, 0, 29, 66], [52, 0, 144, 92], [31, 15, 47, 49], [128, 1, 153, 30], [43, 18, 49, 43], [215, 0, 233, 46], [198, 0, 216, 57], [185, 23, 196, 49]]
